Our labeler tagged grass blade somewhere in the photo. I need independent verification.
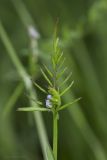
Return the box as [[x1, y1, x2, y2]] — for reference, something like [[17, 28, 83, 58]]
[[54, 37, 59, 52], [52, 56, 56, 70], [0, 21, 50, 160], [33, 81, 47, 94], [58, 57, 65, 69], [41, 68, 53, 86], [60, 81, 74, 96], [30, 98, 43, 106], [57, 52, 63, 64], [59, 72, 72, 87], [46, 145, 55, 160], [44, 64, 53, 77], [58, 98, 81, 111], [2, 83, 23, 118], [25, 93, 43, 106], [57, 67, 67, 79], [17, 107, 50, 112]]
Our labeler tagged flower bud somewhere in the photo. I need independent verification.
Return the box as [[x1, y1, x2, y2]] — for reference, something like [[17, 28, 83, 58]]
[[28, 25, 40, 39], [46, 99, 52, 108]]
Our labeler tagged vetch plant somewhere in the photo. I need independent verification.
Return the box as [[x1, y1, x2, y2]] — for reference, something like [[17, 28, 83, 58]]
[[18, 36, 81, 160]]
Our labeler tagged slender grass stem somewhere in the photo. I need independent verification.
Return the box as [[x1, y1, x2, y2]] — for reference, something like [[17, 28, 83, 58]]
[[11, 0, 34, 27], [2, 83, 24, 118], [0, 22, 49, 160], [53, 111, 58, 160]]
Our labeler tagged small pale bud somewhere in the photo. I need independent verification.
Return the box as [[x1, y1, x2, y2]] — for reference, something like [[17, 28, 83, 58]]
[[47, 94, 52, 100], [46, 99, 52, 108], [28, 25, 40, 39]]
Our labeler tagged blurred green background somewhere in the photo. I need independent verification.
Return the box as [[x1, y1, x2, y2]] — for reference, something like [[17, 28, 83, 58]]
[[0, 0, 107, 159]]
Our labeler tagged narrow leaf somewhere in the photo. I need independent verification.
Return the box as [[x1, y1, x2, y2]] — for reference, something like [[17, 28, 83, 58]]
[[17, 107, 50, 112], [30, 99, 43, 106], [57, 52, 63, 63], [41, 68, 53, 86], [24, 93, 43, 105], [33, 82, 47, 94], [58, 97, 82, 111], [44, 64, 53, 77], [56, 48, 60, 60], [57, 67, 67, 79], [52, 56, 56, 69], [54, 37, 59, 52], [37, 101, 43, 106], [58, 57, 65, 69], [59, 72, 72, 87], [29, 99, 43, 106], [60, 81, 74, 96], [46, 145, 55, 160]]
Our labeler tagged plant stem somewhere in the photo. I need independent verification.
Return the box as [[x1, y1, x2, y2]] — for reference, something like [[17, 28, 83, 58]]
[[53, 111, 58, 160], [3, 83, 24, 118], [0, 22, 49, 160]]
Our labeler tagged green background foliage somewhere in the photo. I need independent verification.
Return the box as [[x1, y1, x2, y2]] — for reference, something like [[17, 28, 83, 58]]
[[0, 0, 107, 160]]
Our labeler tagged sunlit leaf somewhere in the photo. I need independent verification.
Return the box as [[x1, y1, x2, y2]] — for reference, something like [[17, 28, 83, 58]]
[[17, 107, 50, 112], [54, 37, 59, 52], [57, 52, 63, 64], [41, 68, 53, 86], [59, 72, 72, 87], [57, 67, 67, 79], [58, 98, 82, 111], [44, 64, 53, 77], [60, 81, 74, 96], [46, 145, 55, 160], [52, 56, 56, 69], [24, 93, 43, 106], [33, 81, 47, 94], [58, 57, 65, 69]]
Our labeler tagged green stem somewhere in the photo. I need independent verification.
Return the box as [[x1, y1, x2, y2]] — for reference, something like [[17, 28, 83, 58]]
[[11, 0, 34, 27], [0, 22, 49, 160], [53, 111, 58, 160], [3, 83, 24, 118]]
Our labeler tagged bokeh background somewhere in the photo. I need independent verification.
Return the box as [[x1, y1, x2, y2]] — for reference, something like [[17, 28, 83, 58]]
[[0, 0, 107, 160]]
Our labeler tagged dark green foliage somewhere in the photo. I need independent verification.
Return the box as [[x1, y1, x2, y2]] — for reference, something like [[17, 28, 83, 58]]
[[0, 0, 107, 160]]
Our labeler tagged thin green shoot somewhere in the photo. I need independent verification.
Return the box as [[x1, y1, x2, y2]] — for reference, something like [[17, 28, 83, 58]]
[[58, 98, 82, 111], [60, 81, 74, 96]]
